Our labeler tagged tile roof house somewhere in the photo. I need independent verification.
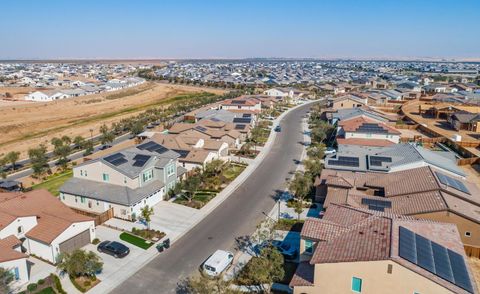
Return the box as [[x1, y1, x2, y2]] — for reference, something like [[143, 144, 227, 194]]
[[0, 189, 95, 285], [291, 204, 477, 294], [316, 166, 480, 248], [60, 142, 183, 221], [149, 133, 229, 170], [336, 116, 401, 145], [220, 97, 262, 113]]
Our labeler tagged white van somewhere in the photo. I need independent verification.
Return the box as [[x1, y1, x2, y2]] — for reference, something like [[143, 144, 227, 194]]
[[202, 250, 234, 276]]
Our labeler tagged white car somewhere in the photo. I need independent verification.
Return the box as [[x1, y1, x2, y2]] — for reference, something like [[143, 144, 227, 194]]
[[202, 250, 234, 276], [324, 147, 336, 155]]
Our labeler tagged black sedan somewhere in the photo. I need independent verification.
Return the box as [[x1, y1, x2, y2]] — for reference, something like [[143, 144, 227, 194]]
[[97, 241, 130, 258], [274, 125, 282, 132]]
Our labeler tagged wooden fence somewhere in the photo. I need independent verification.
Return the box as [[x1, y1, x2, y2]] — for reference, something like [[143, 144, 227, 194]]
[[71, 207, 114, 226], [464, 245, 480, 259]]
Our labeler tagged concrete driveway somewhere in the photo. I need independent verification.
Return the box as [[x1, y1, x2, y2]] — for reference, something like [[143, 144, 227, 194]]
[[83, 226, 150, 285], [150, 201, 201, 240]]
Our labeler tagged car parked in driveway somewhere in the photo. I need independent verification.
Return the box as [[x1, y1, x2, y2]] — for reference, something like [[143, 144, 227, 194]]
[[97, 241, 130, 258], [324, 147, 336, 156], [202, 250, 234, 276], [274, 125, 282, 132]]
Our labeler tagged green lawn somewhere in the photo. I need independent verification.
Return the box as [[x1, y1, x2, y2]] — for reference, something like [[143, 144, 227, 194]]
[[31, 170, 73, 196], [119, 232, 153, 250], [223, 164, 246, 181], [36, 287, 56, 294]]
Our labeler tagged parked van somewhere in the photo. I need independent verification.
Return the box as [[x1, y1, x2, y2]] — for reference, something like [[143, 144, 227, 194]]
[[202, 250, 234, 276]]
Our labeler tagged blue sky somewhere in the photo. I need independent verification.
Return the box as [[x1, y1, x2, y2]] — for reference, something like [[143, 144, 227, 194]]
[[1, 0, 479, 59]]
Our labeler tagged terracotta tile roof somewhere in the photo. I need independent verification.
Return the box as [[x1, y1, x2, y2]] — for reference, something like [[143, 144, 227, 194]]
[[300, 204, 477, 294], [0, 237, 27, 262], [339, 116, 401, 135], [336, 138, 396, 147], [183, 149, 211, 164], [0, 190, 92, 244], [289, 262, 314, 287]]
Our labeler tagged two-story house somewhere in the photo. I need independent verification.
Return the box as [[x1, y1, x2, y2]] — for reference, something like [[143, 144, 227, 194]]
[[291, 204, 477, 294], [60, 141, 183, 221], [336, 116, 401, 146]]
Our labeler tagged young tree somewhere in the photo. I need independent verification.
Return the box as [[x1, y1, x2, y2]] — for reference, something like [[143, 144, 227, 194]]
[[237, 246, 284, 289], [303, 158, 323, 179], [184, 175, 201, 202], [181, 274, 241, 294], [51, 137, 72, 170], [249, 126, 263, 151], [99, 124, 115, 145], [288, 171, 313, 220], [0, 267, 13, 294], [203, 159, 224, 178], [83, 140, 94, 156], [4, 151, 20, 171], [57, 249, 103, 278], [73, 135, 86, 149], [130, 121, 145, 135], [28, 145, 49, 177], [141, 205, 154, 229]]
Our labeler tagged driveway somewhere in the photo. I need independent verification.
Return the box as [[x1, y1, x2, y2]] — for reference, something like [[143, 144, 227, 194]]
[[83, 226, 151, 286], [112, 102, 314, 293]]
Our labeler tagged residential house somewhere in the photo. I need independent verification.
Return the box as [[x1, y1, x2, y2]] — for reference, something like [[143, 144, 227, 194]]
[[60, 142, 184, 221], [330, 94, 368, 110], [0, 190, 95, 265], [449, 112, 480, 132], [315, 166, 480, 248], [220, 97, 262, 113], [336, 116, 401, 145], [290, 204, 477, 294]]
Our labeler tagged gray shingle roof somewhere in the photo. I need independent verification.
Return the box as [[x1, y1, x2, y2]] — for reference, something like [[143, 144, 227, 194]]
[[60, 177, 165, 206]]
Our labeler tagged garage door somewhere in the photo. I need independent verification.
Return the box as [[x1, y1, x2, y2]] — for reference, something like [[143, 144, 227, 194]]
[[59, 230, 90, 254]]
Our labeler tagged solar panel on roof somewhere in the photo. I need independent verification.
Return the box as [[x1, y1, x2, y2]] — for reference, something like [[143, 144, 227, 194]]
[[242, 113, 252, 118], [328, 156, 359, 167], [211, 118, 221, 122], [235, 124, 246, 130], [399, 226, 474, 293], [231, 100, 246, 104], [132, 154, 151, 167], [233, 117, 251, 124], [137, 141, 157, 151], [435, 172, 470, 195], [195, 126, 208, 132], [104, 153, 128, 166], [172, 149, 190, 158], [369, 156, 392, 167], [110, 157, 128, 166]]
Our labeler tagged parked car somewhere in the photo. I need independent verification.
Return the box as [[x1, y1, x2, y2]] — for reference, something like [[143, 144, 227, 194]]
[[265, 116, 275, 120], [97, 241, 130, 258], [99, 144, 112, 150], [272, 240, 298, 260], [324, 147, 336, 156], [274, 125, 282, 132], [202, 250, 234, 276]]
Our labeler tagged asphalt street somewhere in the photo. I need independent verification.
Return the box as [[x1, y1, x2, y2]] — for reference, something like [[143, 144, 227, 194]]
[[112, 102, 313, 294]]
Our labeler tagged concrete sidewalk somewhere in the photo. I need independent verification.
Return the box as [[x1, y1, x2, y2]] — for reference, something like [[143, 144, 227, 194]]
[[88, 100, 320, 294]]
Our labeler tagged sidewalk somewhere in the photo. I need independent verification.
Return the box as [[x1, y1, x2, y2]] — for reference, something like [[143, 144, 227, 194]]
[[88, 100, 319, 293]]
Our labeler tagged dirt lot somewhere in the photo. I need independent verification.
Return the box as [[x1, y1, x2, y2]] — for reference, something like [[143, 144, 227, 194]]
[[0, 82, 225, 158], [402, 100, 480, 144]]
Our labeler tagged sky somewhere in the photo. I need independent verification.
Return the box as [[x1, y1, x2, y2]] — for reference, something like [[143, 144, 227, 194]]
[[1, 0, 479, 60]]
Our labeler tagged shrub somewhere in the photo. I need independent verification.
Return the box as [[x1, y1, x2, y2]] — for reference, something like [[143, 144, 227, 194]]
[[51, 274, 67, 294], [27, 283, 38, 292], [84, 281, 91, 287], [38, 278, 45, 285], [92, 238, 100, 245]]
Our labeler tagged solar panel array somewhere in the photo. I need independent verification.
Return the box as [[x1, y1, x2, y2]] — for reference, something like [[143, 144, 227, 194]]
[[231, 100, 246, 105], [369, 156, 393, 167], [435, 172, 470, 195], [132, 154, 151, 167], [233, 117, 251, 124], [211, 118, 221, 122], [242, 113, 252, 118], [104, 153, 128, 166], [235, 124, 246, 130], [399, 226, 473, 293], [361, 198, 392, 212], [356, 123, 388, 134], [137, 141, 169, 154], [194, 126, 208, 132], [172, 149, 190, 158], [327, 156, 360, 167]]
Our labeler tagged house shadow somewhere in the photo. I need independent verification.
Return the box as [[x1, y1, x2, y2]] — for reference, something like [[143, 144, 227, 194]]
[[26, 259, 35, 280]]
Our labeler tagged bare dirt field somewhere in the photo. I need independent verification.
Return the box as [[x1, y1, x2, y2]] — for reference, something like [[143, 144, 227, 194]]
[[0, 82, 225, 158]]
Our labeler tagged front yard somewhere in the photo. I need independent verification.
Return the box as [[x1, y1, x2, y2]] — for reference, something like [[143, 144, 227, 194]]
[[173, 161, 247, 209], [119, 232, 154, 250]]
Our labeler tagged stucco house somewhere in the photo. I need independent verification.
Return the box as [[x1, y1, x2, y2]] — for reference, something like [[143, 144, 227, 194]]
[[336, 116, 401, 145], [0, 190, 95, 271], [291, 204, 477, 294], [60, 142, 184, 221]]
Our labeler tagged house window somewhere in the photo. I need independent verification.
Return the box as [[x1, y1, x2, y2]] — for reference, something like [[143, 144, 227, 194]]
[[17, 226, 24, 234], [102, 173, 109, 182], [61, 193, 65, 200], [10, 268, 19, 280], [81, 196, 86, 204], [80, 170, 83, 176], [352, 277, 362, 293], [167, 164, 175, 177], [143, 170, 154, 182], [88, 201, 92, 208], [75, 197, 78, 203], [305, 239, 314, 254], [85, 170, 88, 177], [465, 231, 472, 237], [96, 201, 99, 206], [124, 177, 127, 184]]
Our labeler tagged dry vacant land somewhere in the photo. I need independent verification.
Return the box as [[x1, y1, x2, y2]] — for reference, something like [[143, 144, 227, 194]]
[[0, 82, 225, 157]]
